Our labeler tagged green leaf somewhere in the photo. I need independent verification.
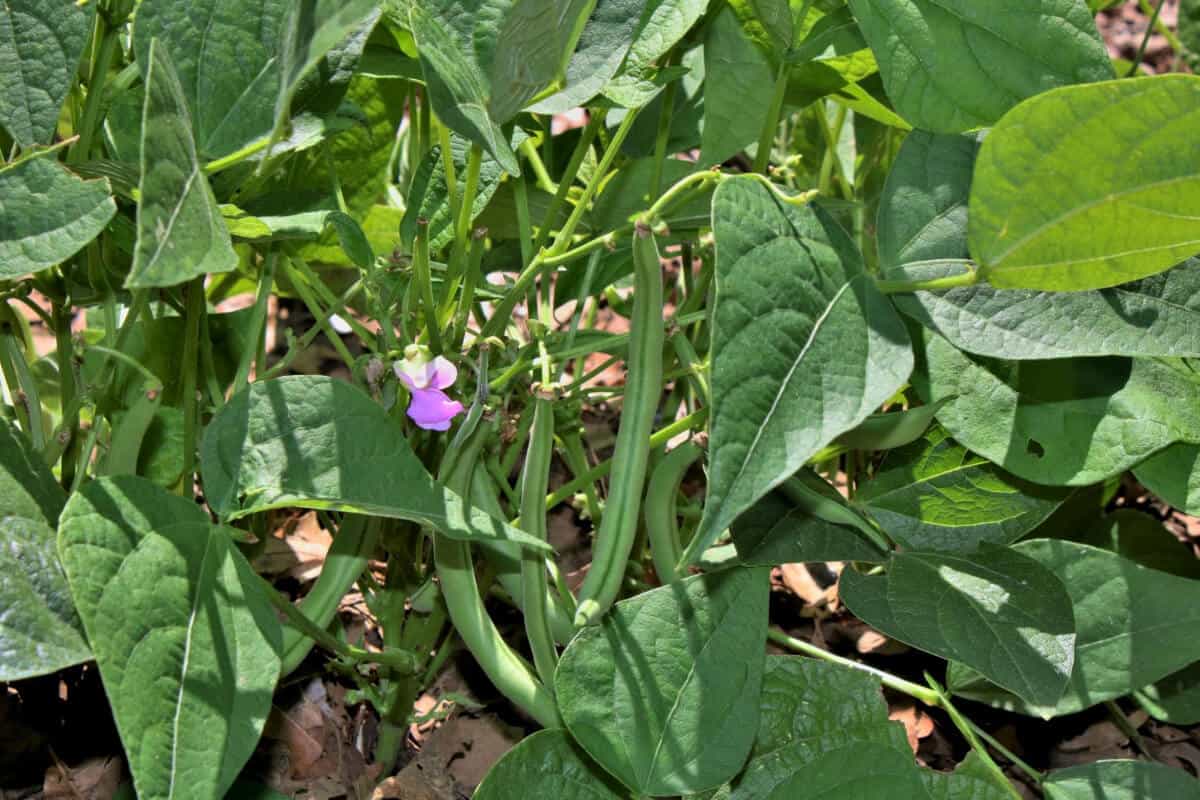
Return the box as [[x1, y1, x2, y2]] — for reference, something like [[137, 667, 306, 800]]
[[692, 177, 912, 563], [845, 0, 1111, 133], [732, 484, 888, 566], [475, 730, 629, 800], [1135, 442, 1200, 515], [400, 133, 508, 251], [713, 657, 1014, 800], [834, 399, 946, 452], [700, 8, 775, 168], [603, 0, 711, 108], [200, 375, 552, 553], [879, 131, 1200, 359], [0, 417, 65, 526], [555, 567, 769, 796], [1136, 662, 1200, 725], [914, 330, 1200, 485], [133, 0, 287, 159], [0, 0, 91, 145], [854, 427, 1069, 552], [409, 0, 592, 173], [272, 0, 379, 142], [1075, 509, 1200, 580], [726, 0, 793, 59], [1045, 760, 1200, 800], [0, 516, 91, 681], [0, 155, 117, 280], [58, 476, 281, 800], [129, 41, 237, 288], [528, 0, 646, 114], [970, 75, 1200, 291], [841, 546, 1076, 707], [948, 540, 1200, 717]]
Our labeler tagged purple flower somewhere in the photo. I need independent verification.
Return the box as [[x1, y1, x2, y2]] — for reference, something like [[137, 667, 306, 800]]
[[394, 348, 464, 431]]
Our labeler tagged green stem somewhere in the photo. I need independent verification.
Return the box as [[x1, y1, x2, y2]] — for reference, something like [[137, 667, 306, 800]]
[[285, 260, 358, 371], [926, 677, 1025, 800], [966, 719, 1044, 787], [412, 218, 444, 353], [752, 63, 790, 174], [874, 267, 980, 294], [232, 250, 276, 395], [519, 137, 558, 194], [1129, 0, 1171, 76], [204, 136, 273, 175], [0, 334, 43, 451], [69, 12, 120, 165], [52, 302, 78, 487], [179, 277, 205, 493], [533, 116, 601, 253], [649, 55, 679, 197]]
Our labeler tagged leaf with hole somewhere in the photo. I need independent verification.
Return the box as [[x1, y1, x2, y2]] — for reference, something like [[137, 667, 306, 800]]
[[555, 566, 769, 796]]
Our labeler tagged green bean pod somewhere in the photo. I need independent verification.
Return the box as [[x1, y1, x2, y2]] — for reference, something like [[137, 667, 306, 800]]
[[100, 380, 163, 476], [436, 414, 560, 727], [574, 222, 665, 626], [644, 441, 702, 584], [517, 396, 559, 686]]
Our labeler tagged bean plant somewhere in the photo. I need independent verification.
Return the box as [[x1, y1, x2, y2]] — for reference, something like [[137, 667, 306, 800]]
[[3, 0, 1200, 798]]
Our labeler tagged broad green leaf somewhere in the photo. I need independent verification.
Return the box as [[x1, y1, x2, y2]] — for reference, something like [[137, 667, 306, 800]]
[[0, 417, 65, 526], [528, 0, 646, 114], [840, 546, 1075, 707], [714, 657, 1013, 800], [1135, 442, 1200, 515], [727, 0, 793, 59], [732, 484, 888, 566], [1075, 509, 1200, 580], [700, 9, 775, 168], [1136, 662, 1200, 725], [474, 730, 629, 800], [555, 567, 769, 796], [58, 477, 281, 800], [200, 375, 552, 553], [0, 516, 91, 680], [845, 0, 1111, 133], [0, 0, 91, 145], [834, 399, 946, 452], [970, 76, 1200, 291], [272, 0, 379, 142], [410, 0, 592, 173], [879, 131, 1200, 359], [1045, 760, 1200, 800], [0, 156, 117, 279], [133, 0, 287, 159], [915, 331, 1200, 485], [854, 427, 1068, 552], [692, 177, 912, 563], [948, 540, 1200, 717], [603, 0, 711, 108], [129, 41, 237, 288]]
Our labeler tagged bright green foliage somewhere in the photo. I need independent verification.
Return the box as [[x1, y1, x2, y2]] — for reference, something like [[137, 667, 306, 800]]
[[0, 0, 91, 146], [0, 515, 91, 681], [855, 427, 1069, 552], [529, 0, 645, 114], [58, 477, 281, 800], [0, 155, 116, 279], [711, 657, 1012, 799], [841, 547, 1076, 707], [401, 135, 507, 250], [846, 0, 1112, 132], [700, 8, 774, 167], [129, 41, 237, 288], [916, 331, 1200, 485], [133, 0, 288, 159], [1045, 760, 1200, 799], [970, 76, 1200, 291], [556, 567, 769, 796], [694, 177, 911, 563], [409, 0, 592, 173], [1135, 443, 1200, 515], [949, 540, 1200, 717], [474, 730, 628, 800], [200, 375, 552, 552], [603, 0, 711, 108]]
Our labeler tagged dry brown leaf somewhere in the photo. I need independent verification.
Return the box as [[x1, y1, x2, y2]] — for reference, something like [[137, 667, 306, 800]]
[[855, 629, 908, 656], [43, 756, 123, 800], [255, 512, 332, 582], [889, 703, 935, 754]]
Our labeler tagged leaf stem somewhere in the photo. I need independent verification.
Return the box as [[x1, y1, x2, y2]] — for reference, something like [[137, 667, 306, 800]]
[[179, 276, 205, 493], [69, 11, 121, 165], [874, 267, 980, 294], [752, 62, 791, 174], [767, 628, 941, 704]]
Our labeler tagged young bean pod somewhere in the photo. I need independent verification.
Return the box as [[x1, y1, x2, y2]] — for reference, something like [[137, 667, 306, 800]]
[[517, 395, 559, 686], [573, 222, 665, 625], [644, 440, 702, 584]]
